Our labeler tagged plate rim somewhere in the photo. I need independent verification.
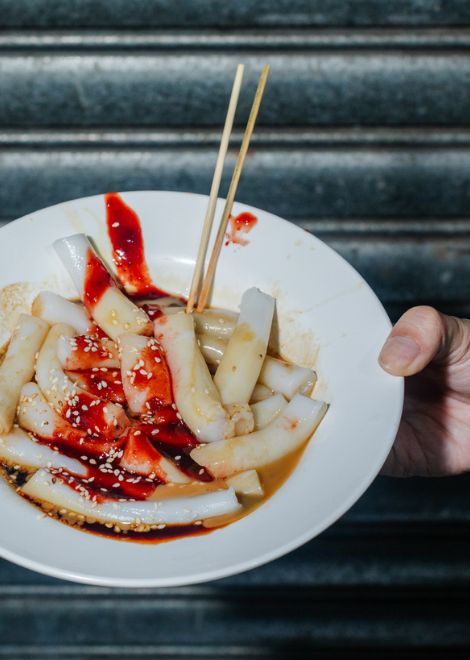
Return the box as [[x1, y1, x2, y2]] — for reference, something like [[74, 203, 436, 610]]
[[0, 189, 404, 587]]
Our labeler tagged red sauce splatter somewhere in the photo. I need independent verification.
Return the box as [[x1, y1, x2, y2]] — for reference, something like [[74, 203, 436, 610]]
[[157, 442, 213, 482], [121, 429, 173, 481], [83, 248, 115, 312], [138, 402, 208, 481], [225, 211, 258, 247], [105, 192, 170, 297], [67, 369, 126, 404], [140, 408, 198, 448], [138, 402, 211, 482], [88, 323, 108, 339]]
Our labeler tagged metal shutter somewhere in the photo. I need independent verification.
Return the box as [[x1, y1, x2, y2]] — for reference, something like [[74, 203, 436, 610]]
[[1, 2, 470, 657]]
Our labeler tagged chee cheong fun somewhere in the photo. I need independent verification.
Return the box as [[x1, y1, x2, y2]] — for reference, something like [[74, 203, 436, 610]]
[[0, 193, 327, 542]]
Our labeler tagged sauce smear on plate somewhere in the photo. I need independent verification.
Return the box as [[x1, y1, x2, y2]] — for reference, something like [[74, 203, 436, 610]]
[[225, 212, 258, 246], [105, 192, 170, 297]]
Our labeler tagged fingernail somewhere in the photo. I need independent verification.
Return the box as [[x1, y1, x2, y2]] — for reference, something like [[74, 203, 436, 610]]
[[379, 335, 420, 374]]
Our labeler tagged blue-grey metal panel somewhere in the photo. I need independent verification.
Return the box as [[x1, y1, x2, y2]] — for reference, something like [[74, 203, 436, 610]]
[[1, 0, 470, 28], [2, 50, 470, 127], [1, 2, 470, 658]]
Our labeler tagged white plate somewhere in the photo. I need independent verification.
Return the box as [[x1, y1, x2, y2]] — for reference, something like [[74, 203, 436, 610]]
[[0, 191, 403, 587]]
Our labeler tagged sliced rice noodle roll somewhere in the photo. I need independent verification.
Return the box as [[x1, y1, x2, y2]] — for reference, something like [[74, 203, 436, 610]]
[[32, 291, 90, 334], [120, 427, 189, 483], [53, 234, 152, 340], [214, 288, 275, 405], [226, 470, 264, 497], [251, 393, 288, 430], [197, 334, 225, 367], [119, 333, 173, 414], [199, 334, 316, 400], [0, 314, 49, 434], [18, 383, 122, 458], [35, 324, 128, 438], [0, 427, 87, 476], [22, 469, 240, 526], [155, 313, 234, 443], [191, 394, 327, 478], [259, 357, 317, 399], [250, 383, 274, 403], [192, 309, 237, 340], [57, 333, 119, 370], [224, 403, 254, 435]]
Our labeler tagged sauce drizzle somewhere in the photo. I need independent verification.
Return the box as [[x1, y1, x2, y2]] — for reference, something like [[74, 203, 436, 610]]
[[83, 249, 115, 311], [105, 192, 170, 297]]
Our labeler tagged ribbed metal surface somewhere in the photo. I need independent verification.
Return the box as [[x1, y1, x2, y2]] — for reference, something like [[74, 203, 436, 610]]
[[1, 2, 470, 657]]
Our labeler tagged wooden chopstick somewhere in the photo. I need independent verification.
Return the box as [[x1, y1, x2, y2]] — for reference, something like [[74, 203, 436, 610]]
[[186, 64, 245, 314], [196, 64, 270, 313]]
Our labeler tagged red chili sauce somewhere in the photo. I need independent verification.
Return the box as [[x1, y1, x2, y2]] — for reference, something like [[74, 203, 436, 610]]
[[66, 369, 126, 404], [105, 192, 171, 298], [225, 211, 258, 247], [83, 249, 115, 312]]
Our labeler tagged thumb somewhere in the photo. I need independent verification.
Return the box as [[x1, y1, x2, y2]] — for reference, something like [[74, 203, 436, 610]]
[[378, 305, 467, 377]]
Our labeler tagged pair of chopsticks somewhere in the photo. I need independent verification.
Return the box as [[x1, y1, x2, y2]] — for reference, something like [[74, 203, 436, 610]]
[[186, 64, 270, 314]]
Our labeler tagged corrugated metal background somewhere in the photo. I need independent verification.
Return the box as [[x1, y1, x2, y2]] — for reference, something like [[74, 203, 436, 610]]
[[1, 2, 470, 657]]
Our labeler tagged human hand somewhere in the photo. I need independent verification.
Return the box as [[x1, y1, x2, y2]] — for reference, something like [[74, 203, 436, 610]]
[[379, 306, 470, 477]]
